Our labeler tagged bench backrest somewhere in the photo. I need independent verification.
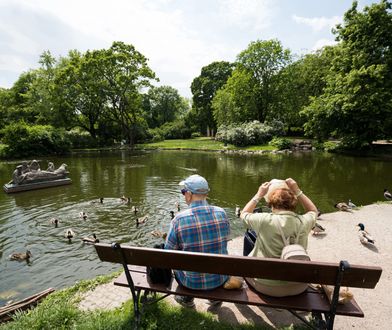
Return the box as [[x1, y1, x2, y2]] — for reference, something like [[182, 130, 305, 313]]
[[95, 243, 382, 289]]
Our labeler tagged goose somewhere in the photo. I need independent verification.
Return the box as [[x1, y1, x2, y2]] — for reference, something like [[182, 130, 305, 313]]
[[170, 211, 175, 219], [91, 197, 104, 204], [384, 189, 392, 201], [235, 205, 241, 217], [79, 212, 88, 220], [50, 218, 60, 227], [357, 223, 375, 245], [312, 223, 326, 235], [150, 230, 167, 240], [120, 196, 131, 203], [136, 215, 149, 226], [10, 250, 32, 261], [65, 229, 75, 242], [82, 233, 99, 244], [131, 206, 139, 215], [334, 202, 352, 212], [348, 199, 357, 208]]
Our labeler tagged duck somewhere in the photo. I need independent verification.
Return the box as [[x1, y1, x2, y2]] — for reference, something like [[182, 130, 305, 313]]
[[131, 206, 139, 215], [150, 230, 167, 240], [175, 201, 180, 212], [384, 189, 392, 201], [50, 218, 60, 227], [170, 210, 175, 219], [334, 202, 352, 212], [357, 223, 375, 245], [9, 250, 32, 261], [235, 205, 241, 217], [91, 197, 104, 204], [79, 211, 88, 220], [312, 222, 326, 235], [65, 229, 75, 242], [82, 233, 99, 244], [136, 215, 149, 226], [120, 195, 131, 203], [348, 199, 357, 208]]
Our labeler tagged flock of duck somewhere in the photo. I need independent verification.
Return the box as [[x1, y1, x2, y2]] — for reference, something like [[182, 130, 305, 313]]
[[8, 189, 391, 262]]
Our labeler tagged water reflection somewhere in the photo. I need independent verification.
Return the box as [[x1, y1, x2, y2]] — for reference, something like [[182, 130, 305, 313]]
[[0, 150, 391, 304]]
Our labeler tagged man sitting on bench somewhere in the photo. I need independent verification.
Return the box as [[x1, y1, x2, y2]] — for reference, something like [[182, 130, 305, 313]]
[[165, 174, 230, 308]]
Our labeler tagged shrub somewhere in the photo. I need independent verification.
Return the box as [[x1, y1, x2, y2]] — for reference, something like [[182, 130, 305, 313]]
[[1, 122, 71, 158], [269, 137, 292, 150], [216, 120, 285, 147], [159, 120, 192, 140], [65, 130, 98, 149]]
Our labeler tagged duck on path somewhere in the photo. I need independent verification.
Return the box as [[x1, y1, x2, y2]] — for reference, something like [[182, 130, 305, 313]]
[[9, 250, 32, 261], [384, 189, 392, 201], [357, 223, 375, 245], [348, 199, 357, 208], [312, 223, 326, 235], [334, 202, 352, 212], [82, 233, 99, 244]]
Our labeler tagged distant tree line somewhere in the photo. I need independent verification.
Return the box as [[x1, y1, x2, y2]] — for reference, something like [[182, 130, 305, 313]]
[[0, 1, 391, 157]]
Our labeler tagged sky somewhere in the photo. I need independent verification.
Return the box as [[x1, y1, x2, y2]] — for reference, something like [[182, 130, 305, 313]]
[[0, 0, 379, 98]]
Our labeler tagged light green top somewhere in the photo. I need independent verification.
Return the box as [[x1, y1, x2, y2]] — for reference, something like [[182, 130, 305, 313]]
[[242, 210, 316, 286]]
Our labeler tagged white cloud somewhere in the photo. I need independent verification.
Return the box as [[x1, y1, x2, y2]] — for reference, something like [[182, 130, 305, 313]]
[[292, 15, 341, 32], [312, 38, 337, 51]]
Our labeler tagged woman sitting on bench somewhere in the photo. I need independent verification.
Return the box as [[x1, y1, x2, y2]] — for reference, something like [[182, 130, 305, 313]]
[[240, 178, 318, 297]]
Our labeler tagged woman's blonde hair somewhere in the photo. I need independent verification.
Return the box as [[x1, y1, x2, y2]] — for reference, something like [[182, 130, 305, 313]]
[[269, 188, 298, 211]]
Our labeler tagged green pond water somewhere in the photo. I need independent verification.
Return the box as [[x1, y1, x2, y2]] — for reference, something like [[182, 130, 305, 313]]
[[0, 149, 391, 304]]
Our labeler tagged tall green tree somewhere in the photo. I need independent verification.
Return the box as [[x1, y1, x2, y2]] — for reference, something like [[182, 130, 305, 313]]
[[303, 0, 392, 147], [143, 86, 189, 128], [237, 39, 291, 122], [190, 61, 233, 136]]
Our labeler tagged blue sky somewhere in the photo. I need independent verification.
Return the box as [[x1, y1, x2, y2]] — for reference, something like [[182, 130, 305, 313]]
[[0, 0, 378, 97]]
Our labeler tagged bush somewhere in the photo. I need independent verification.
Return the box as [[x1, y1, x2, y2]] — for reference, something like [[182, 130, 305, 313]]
[[216, 120, 285, 147], [65, 130, 98, 149], [146, 120, 192, 141], [1, 122, 71, 158], [269, 137, 292, 150]]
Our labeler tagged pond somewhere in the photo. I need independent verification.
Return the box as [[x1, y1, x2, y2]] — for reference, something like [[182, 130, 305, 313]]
[[1, 149, 391, 304]]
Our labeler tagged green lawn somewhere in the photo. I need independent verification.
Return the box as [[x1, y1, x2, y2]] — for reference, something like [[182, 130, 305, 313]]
[[139, 137, 275, 151]]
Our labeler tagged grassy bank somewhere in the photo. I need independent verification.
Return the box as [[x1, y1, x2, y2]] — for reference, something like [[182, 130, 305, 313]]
[[0, 273, 305, 330], [139, 137, 275, 151]]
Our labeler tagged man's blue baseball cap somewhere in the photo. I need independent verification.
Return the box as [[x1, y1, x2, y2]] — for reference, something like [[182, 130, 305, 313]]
[[179, 174, 210, 194]]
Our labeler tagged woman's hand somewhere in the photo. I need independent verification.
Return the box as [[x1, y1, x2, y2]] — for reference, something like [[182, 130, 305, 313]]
[[256, 181, 270, 198], [285, 178, 300, 194]]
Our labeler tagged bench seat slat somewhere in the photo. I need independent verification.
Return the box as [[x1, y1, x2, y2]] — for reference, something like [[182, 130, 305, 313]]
[[95, 244, 382, 288], [114, 267, 364, 318]]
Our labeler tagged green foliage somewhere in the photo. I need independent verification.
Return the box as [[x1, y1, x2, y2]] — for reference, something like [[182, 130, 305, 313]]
[[147, 119, 192, 141], [215, 120, 284, 147], [1, 122, 71, 158], [65, 130, 98, 149], [269, 137, 293, 150]]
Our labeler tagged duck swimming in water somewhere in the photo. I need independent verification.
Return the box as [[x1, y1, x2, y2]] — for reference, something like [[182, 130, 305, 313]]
[[170, 211, 175, 219], [120, 196, 131, 203], [82, 233, 99, 244], [131, 206, 139, 215], [384, 189, 392, 201], [150, 230, 167, 240], [9, 250, 32, 261], [50, 218, 60, 227], [79, 212, 88, 220], [235, 205, 241, 217], [65, 229, 75, 242], [136, 215, 149, 226], [91, 197, 104, 204]]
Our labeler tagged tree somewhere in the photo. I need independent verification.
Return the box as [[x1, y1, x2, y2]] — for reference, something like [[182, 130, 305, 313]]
[[143, 86, 189, 128], [303, 1, 392, 147], [237, 39, 291, 122], [190, 61, 233, 136]]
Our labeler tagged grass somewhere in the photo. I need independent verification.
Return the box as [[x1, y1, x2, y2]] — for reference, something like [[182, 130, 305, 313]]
[[0, 272, 307, 330], [139, 137, 275, 151]]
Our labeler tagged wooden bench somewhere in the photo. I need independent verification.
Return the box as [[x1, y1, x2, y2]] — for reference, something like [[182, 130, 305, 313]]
[[95, 243, 382, 330]]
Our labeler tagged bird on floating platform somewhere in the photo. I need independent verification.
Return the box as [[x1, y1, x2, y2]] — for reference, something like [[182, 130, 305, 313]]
[[357, 223, 375, 245], [50, 218, 60, 227], [235, 205, 241, 217], [150, 230, 167, 240], [79, 211, 88, 220], [65, 229, 75, 242], [334, 202, 352, 212], [312, 222, 326, 235], [9, 250, 32, 261], [348, 199, 357, 208], [136, 215, 149, 226], [82, 233, 99, 244], [384, 189, 392, 201], [170, 211, 175, 219]]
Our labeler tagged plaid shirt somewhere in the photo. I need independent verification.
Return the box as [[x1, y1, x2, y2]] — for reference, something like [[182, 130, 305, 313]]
[[165, 199, 230, 290]]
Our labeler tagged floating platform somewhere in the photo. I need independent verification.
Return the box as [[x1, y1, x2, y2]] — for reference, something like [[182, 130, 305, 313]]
[[3, 178, 72, 194]]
